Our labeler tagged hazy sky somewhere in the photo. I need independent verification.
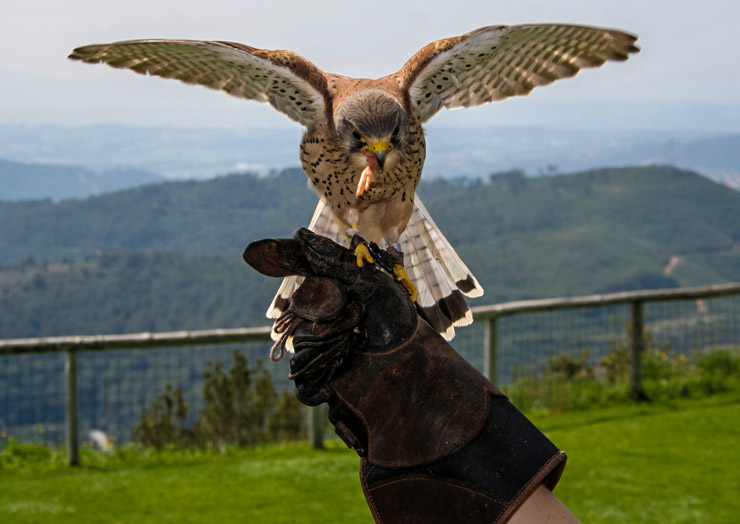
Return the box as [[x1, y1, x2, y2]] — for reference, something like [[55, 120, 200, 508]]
[[1, 0, 738, 131]]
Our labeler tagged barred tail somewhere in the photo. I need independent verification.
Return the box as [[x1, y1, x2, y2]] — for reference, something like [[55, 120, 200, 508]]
[[266, 200, 341, 326], [267, 196, 483, 341], [399, 197, 483, 340]]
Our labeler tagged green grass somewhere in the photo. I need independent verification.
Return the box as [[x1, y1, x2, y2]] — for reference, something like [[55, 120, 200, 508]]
[[2, 394, 739, 523], [0, 442, 371, 524], [532, 394, 740, 523]]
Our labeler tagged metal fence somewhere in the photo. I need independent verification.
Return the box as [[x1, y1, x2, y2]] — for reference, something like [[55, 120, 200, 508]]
[[2, 282, 739, 465]]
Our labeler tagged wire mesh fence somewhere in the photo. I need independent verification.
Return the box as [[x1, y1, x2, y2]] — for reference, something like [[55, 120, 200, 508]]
[[473, 292, 740, 411], [493, 303, 629, 384], [1, 284, 739, 456], [0, 341, 292, 447], [0, 352, 66, 445]]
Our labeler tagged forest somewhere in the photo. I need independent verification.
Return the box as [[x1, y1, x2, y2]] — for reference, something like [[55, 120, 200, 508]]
[[1, 165, 739, 339]]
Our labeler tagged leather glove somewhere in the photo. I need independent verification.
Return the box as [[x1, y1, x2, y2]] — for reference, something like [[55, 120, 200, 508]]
[[244, 228, 566, 524]]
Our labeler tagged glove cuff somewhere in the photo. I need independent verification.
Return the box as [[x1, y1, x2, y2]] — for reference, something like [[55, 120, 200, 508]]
[[359, 393, 567, 524]]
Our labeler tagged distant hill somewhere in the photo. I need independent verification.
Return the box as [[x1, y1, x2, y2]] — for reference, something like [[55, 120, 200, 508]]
[[0, 158, 163, 201], [1, 124, 739, 189], [0, 168, 315, 264], [1, 165, 739, 339], [0, 124, 300, 180], [420, 166, 740, 299], [0, 253, 272, 338]]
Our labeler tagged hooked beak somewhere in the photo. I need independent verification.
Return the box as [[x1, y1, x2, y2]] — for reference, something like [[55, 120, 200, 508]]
[[374, 149, 386, 173], [367, 140, 391, 174]]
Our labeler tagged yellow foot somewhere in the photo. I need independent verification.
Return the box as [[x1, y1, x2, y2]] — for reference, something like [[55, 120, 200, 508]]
[[393, 264, 418, 303], [354, 243, 374, 268], [355, 166, 374, 197]]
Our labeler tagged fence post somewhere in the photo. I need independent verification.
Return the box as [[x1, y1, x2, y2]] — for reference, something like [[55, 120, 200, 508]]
[[629, 301, 648, 400], [65, 349, 80, 466], [483, 316, 499, 383], [309, 405, 324, 449]]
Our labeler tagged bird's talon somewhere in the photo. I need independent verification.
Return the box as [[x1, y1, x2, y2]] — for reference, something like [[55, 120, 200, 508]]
[[393, 264, 417, 302], [354, 243, 374, 268]]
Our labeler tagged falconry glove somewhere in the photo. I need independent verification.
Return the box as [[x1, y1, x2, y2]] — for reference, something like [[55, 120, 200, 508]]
[[244, 229, 567, 524]]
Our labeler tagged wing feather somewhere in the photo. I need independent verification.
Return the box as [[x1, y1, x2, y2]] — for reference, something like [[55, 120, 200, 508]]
[[400, 24, 639, 122], [69, 39, 329, 127]]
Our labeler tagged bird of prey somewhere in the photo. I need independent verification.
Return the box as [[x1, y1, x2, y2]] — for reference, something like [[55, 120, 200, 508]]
[[69, 23, 639, 339]]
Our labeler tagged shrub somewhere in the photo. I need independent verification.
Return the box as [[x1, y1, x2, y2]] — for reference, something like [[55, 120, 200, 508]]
[[133, 384, 191, 449], [135, 351, 306, 449], [548, 349, 592, 380], [699, 350, 740, 378]]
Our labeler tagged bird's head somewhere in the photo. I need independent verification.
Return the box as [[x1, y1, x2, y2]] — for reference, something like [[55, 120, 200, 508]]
[[335, 90, 409, 174]]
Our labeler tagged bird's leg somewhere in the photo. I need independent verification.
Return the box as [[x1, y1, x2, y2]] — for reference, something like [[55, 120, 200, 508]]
[[387, 243, 418, 303], [349, 225, 374, 268]]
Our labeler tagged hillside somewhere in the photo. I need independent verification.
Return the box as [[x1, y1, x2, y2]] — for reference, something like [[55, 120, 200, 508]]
[[0, 168, 314, 264], [1, 165, 739, 339], [0, 253, 273, 338], [2, 124, 739, 188], [420, 166, 740, 298]]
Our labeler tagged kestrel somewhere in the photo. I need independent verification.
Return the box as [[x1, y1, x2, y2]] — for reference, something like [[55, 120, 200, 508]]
[[69, 23, 639, 339]]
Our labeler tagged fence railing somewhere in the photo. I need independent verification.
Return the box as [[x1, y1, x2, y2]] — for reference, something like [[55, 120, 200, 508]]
[[2, 282, 739, 466], [472, 282, 740, 400]]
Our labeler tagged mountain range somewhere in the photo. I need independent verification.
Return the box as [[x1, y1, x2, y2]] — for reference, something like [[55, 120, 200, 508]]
[[1, 124, 739, 201], [1, 164, 738, 339], [0, 158, 163, 201]]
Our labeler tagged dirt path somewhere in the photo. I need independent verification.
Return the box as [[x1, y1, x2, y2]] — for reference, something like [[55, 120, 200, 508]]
[[663, 255, 681, 275]]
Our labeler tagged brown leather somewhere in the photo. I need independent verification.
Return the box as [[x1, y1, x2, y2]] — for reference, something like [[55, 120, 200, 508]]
[[362, 468, 503, 524], [331, 318, 503, 467], [243, 229, 567, 524], [289, 277, 346, 322]]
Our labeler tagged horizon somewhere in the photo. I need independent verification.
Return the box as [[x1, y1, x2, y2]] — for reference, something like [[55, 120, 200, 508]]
[[2, 1, 739, 133]]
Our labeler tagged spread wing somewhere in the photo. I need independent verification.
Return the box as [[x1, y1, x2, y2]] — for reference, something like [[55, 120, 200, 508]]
[[69, 39, 330, 127], [400, 24, 639, 122]]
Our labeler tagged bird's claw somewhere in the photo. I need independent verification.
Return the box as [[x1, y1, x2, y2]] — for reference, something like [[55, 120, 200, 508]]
[[351, 234, 415, 302], [354, 243, 374, 268], [393, 264, 418, 303]]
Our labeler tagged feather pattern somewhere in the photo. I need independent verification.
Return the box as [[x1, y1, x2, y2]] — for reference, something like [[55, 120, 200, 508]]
[[70, 24, 637, 343], [266, 199, 339, 333], [68, 40, 329, 127], [401, 24, 639, 122], [268, 196, 481, 341]]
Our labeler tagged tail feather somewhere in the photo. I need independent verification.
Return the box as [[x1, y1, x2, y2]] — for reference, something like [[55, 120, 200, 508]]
[[408, 198, 483, 298], [266, 200, 338, 322], [399, 196, 483, 339], [267, 196, 483, 341]]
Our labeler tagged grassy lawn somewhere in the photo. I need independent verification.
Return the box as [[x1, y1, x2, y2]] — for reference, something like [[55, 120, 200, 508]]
[[533, 394, 740, 523], [2, 393, 738, 523]]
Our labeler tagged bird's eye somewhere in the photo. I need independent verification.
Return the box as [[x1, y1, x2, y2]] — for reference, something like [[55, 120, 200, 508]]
[[391, 125, 400, 140], [352, 130, 365, 142]]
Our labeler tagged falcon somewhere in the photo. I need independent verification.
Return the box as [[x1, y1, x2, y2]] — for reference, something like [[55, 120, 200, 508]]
[[69, 24, 639, 339]]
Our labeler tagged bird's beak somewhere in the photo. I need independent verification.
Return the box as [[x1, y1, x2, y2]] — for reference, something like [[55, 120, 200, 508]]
[[375, 149, 386, 173], [368, 140, 391, 174]]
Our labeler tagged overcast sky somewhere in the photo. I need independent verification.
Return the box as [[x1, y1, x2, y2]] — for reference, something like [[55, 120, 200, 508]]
[[1, 0, 738, 131]]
